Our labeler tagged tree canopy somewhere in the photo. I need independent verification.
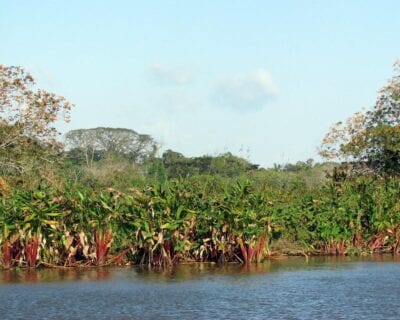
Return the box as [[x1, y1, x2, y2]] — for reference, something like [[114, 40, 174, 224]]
[[320, 60, 400, 175], [0, 65, 73, 176], [160, 150, 259, 178], [64, 127, 158, 165]]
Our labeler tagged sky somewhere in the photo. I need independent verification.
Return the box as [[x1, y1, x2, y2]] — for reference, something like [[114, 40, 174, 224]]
[[1, 1, 400, 167]]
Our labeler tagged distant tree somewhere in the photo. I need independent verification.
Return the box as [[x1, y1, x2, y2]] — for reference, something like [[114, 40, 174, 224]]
[[64, 127, 158, 165], [161, 150, 192, 177], [161, 149, 185, 166], [0, 65, 73, 175], [210, 153, 259, 176], [320, 60, 400, 175], [279, 159, 314, 172], [161, 150, 258, 178]]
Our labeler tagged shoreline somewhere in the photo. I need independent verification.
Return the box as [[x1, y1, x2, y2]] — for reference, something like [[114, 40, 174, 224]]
[[2, 250, 398, 271]]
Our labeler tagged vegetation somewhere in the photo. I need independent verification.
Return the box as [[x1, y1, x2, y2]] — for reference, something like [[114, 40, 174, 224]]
[[1, 61, 400, 269], [320, 60, 400, 175]]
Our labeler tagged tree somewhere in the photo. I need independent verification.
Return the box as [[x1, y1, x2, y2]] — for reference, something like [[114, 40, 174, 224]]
[[161, 150, 192, 177], [210, 153, 259, 176], [0, 65, 73, 176], [161, 150, 259, 178], [64, 127, 158, 165], [320, 60, 400, 175]]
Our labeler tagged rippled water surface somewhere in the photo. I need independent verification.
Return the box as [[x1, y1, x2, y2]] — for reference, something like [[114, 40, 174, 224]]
[[1, 256, 400, 319]]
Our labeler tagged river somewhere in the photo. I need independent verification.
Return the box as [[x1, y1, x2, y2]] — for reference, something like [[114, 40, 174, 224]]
[[1, 256, 399, 319]]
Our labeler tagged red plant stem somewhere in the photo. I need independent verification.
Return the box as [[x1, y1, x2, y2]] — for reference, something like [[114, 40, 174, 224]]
[[337, 240, 345, 256], [354, 230, 363, 249], [370, 233, 385, 253], [256, 237, 266, 262], [25, 237, 39, 268], [248, 246, 254, 263], [240, 243, 248, 264], [96, 231, 112, 265], [2, 240, 11, 269], [329, 239, 336, 255]]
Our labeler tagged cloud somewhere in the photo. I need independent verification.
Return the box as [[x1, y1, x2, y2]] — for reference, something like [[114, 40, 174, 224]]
[[211, 69, 278, 111], [148, 64, 197, 85]]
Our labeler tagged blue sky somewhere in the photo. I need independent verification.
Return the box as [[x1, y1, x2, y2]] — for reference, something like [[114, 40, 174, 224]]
[[1, 1, 399, 167]]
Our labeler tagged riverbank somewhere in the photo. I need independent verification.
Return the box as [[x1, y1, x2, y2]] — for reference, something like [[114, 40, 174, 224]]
[[2, 175, 400, 269], [2, 243, 398, 270]]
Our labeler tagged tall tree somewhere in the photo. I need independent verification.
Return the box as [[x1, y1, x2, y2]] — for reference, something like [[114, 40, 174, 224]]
[[0, 65, 73, 176], [64, 127, 158, 165], [320, 60, 400, 175]]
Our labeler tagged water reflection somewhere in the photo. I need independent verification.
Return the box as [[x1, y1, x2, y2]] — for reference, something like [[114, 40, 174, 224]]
[[0, 267, 112, 284], [1, 255, 399, 285], [1, 256, 400, 320], [133, 262, 273, 283]]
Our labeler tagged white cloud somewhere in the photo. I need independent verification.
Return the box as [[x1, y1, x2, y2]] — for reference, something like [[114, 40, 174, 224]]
[[211, 69, 278, 111], [148, 64, 197, 85]]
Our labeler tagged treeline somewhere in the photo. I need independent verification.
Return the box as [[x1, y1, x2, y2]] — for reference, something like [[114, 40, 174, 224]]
[[1, 60, 400, 268], [64, 127, 261, 183], [61, 126, 331, 189]]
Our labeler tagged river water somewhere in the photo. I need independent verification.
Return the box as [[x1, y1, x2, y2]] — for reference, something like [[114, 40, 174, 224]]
[[1, 256, 399, 319]]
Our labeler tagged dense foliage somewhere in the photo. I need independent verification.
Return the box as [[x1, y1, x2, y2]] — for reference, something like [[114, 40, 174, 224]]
[[1, 172, 400, 268], [1, 61, 400, 269], [320, 60, 400, 175]]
